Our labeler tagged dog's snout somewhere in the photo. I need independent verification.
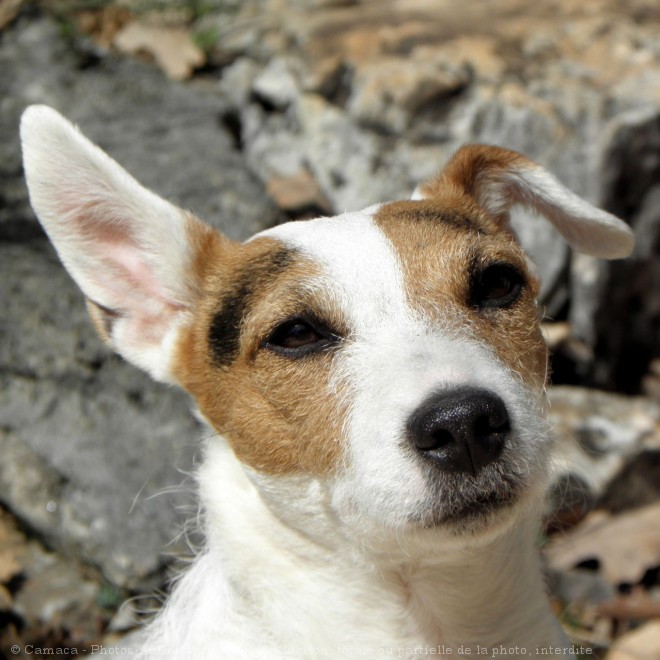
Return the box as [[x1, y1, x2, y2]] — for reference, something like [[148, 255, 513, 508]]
[[407, 388, 510, 476]]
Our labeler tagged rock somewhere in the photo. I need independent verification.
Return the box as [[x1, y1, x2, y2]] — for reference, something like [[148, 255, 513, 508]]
[[547, 568, 616, 613], [14, 544, 101, 638], [0, 241, 200, 587], [252, 57, 300, 110], [598, 450, 660, 514], [0, 507, 106, 649], [546, 386, 660, 521], [347, 51, 471, 134], [0, 14, 280, 241], [587, 111, 660, 392]]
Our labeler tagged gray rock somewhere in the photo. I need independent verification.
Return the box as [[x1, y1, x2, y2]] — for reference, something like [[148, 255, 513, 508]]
[[546, 568, 616, 612], [252, 57, 300, 110], [14, 542, 102, 637], [547, 386, 660, 507], [585, 109, 660, 390], [0, 506, 108, 645], [0, 241, 200, 587], [0, 15, 280, 240]]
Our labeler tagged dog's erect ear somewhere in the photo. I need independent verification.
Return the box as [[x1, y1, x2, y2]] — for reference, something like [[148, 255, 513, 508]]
[[414, 145, 634, 259], [20, 105, 224, 383]]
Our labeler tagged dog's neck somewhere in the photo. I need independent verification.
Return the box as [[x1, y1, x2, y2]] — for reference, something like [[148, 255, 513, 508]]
[[176, 438, 570, 658]]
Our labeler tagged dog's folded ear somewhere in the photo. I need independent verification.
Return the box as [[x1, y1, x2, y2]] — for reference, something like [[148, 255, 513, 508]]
[[20, 105, 225, 383], [414, 145, 634, 259]]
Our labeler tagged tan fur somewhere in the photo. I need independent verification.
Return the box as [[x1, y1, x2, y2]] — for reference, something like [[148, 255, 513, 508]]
[[417, 145, 528, 220], [375, 198, 547, 393], [173, 229, 347, 476]]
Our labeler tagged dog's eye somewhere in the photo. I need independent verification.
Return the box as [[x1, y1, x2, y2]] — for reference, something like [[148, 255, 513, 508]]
[[471, 264, 525, 309], [271, 321, 320, 348], [265, 318, 339, 356]]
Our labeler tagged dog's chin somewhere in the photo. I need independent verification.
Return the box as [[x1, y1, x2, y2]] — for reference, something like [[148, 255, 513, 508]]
[[426, 489, 527, 538], [408, 466, 539, 537]]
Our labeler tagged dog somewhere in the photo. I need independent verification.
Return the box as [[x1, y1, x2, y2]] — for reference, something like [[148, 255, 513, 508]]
[[20, 105, 633, 659]]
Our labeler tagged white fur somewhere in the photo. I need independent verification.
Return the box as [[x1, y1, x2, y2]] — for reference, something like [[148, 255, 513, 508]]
[[19, 106, 636, 659], [137, 440, 567, 659], [509, 167, 634, 259]]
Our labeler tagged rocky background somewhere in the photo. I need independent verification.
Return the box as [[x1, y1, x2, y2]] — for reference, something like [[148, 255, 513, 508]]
[[1, 0, 659, 657]]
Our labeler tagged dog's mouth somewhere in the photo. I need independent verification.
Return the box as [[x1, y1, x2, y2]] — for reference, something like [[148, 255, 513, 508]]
[[441, 485, 521, 524], [414, 461, 528, 530]]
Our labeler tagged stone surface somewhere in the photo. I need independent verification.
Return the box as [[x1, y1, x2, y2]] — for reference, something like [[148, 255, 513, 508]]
[[546, 386, 660, 520], [0, 506, 107, 653], [589, 111, 660, 392], [0, 241, 201, 587]]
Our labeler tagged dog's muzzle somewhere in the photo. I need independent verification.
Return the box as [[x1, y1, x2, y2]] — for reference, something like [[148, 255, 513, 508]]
[[406, 388, 510, 477]]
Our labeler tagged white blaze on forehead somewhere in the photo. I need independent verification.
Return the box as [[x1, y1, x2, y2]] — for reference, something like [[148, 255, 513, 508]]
[[256, 207, 414, 333]]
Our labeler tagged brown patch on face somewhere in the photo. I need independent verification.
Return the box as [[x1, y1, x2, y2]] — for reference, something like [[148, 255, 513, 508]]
[[375, 197, 548, 392], [173, 232, 347, 476]]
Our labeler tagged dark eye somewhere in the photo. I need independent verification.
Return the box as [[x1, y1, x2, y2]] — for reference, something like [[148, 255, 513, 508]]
[[265, 317, 339, 357], [471, 264, 525, 309]]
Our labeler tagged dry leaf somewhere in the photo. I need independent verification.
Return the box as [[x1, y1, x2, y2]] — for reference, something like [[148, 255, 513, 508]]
[[546, 503, 660, 585], [0, 583, 13, 610], [266, 169, 331, 214], [606, 620, 660, 660], [76, 6, 132, 48], [0, 509, 27, 584], [114, 21, 205, 80], [541, 322, 571, 349], [0, 0, 24, 31]]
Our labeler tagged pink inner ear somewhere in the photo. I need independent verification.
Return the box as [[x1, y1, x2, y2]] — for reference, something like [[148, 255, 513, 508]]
[[66, 216, 190, 361], [102, 237, 174, 307], [64, 203, 187, 319]]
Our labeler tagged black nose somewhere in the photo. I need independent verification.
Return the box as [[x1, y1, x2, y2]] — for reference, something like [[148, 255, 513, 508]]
[[407, 388, 510, 476]]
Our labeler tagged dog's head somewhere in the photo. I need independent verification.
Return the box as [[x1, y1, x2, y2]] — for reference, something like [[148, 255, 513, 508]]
[[21, 106, 633, 546]]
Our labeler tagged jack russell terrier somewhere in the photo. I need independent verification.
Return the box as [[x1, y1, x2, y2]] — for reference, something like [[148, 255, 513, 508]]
[[20, 105, 633, 659]]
